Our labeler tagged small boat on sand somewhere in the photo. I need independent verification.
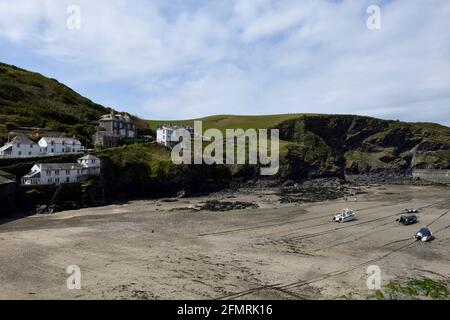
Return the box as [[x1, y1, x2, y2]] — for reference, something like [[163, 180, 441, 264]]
[[333, 208, 356, 223]]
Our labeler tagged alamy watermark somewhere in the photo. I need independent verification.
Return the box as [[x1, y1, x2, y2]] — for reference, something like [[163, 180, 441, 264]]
[[66, 265, 81, 290], [367, 5, 382, 30], [169, 121, 280, 176], [67, 5, 81, 30], [66, 4, 380, 31], [366, 265, 381, 290]]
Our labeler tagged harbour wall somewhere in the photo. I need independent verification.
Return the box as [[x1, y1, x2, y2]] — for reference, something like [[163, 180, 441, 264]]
[[413, 169, 450, 185]]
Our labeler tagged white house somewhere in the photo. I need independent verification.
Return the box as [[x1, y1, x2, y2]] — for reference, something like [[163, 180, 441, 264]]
[[77, 154, 101, 176], [0, 136, 45, 159], [21, 155, 101, 186], [156, 125, 194, 148], [0, 136, 85, 159], [38, 137, 83, 155]]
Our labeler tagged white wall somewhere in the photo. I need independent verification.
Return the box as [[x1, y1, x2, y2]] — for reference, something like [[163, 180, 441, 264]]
[[156, 129, 164, 144], [78, 159, 101, 176], [38, 139, 83, 155], [39, 168, 83, 185], [157, 128, 177, 146]]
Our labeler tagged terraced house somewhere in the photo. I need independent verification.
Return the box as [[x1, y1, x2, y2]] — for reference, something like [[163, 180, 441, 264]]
[[0, 136, 84, 159], [0, 136, 44, 158], [21, 155, 101, 186], [38, 137, 83, 155]]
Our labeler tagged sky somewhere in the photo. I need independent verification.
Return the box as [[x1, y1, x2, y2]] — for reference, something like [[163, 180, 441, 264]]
[[0, 0, 449, 125]]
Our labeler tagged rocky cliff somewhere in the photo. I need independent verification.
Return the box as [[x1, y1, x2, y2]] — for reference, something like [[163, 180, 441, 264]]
[[277, 115, 450, 179]]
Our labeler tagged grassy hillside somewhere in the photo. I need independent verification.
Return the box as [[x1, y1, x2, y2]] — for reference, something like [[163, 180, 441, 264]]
[[0, 62, 112, 143], [148, 114, 450, 178], [148, 114, 307, 132]]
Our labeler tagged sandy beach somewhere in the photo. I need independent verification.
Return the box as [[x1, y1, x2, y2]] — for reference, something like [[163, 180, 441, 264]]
[[0, 184, 449, 300]]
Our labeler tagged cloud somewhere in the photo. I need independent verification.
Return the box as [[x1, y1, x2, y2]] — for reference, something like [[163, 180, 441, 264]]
[[0, 0, 449, 125], [0, 0, 48, 42]]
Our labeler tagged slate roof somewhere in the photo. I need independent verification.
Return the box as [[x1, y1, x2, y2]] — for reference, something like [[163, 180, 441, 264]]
[[0, 145, 12, 152], [100, 113, 133, 123], [38, 163, 84, 170], [23, 171, 41, 179], [0, 169, 15, 183], [11, 136, 36, 145], [40, 137, 82, 145], [0, 175, 16, 185], [78, 154, 100, 161]]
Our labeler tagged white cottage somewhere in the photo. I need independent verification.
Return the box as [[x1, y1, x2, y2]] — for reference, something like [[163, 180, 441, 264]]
[[77, 154, 101, 176], [21, 155, 101, 186], [0, 136, 44, 158], [156, 125, 194, 148], [38, 137, 83, 155]]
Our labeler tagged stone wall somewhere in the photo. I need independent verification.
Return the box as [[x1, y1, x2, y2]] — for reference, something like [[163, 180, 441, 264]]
[[413, 169, 450, 185]]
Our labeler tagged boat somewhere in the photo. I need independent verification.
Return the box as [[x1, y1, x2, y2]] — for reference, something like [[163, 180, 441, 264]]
[[333, 208, 356, 223], [414, 228, 433, 242], [397, 214, 418, 225]]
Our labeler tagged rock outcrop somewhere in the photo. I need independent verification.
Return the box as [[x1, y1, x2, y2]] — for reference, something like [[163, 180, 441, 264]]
[[277, 115, 450, 180]]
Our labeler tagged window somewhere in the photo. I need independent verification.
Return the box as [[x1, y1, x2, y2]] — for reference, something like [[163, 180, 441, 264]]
[[66, 170, 70, 175], [17, 143, 21, 147], [48, 178, 52, 183], [30, 144, 33, 148], [55, 170, 60, 176], [28, 152, 31, 156], [46, 170, 51, 175], [18, 151, 22, 156], [55, 178, 60, 183]]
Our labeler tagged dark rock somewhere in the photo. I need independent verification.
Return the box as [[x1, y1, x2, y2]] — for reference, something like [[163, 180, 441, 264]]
[[278, 178, 347, 204], [199, 200, 259, 212]]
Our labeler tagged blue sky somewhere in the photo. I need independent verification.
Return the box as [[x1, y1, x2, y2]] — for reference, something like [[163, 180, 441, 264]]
[[0, 0, 449, 125]]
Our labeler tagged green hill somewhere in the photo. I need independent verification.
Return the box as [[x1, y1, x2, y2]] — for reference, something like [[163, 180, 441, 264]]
[[0, 62, 109, 143], [148, 114, 306, 132]]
